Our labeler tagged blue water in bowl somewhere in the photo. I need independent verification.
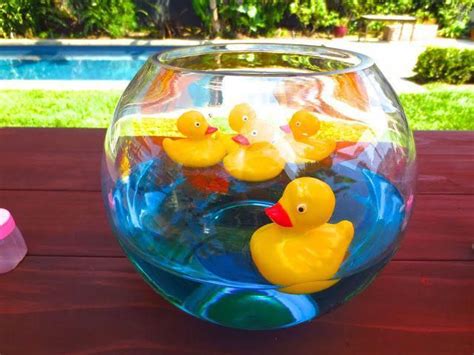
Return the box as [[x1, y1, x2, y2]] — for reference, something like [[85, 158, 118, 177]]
[[106, 148, 405, 330]]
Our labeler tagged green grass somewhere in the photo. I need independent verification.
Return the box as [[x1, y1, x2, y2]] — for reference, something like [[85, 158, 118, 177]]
[[0, 90, 121, 128], [399, 85, 474, 130], [0, 86, 472, 130]]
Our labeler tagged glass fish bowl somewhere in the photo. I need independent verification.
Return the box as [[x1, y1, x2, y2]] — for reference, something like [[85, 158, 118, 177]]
[[101, 43, 416, 330]]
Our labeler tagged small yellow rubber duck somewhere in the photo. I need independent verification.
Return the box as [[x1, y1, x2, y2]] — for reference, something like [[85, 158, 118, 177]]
[[219, 103, 257, 153], [223, 120, 285, 182], [229, 103, 257, 132], [280, 110, 336, 163], [163, 110, 226, 168], [250, 177, 354, 294]]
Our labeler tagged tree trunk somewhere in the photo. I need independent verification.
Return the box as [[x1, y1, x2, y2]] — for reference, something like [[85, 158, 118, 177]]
[[209, 0, 221, 36]]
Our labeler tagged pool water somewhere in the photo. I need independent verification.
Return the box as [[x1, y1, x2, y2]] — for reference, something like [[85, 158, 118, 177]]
[[105, 139, 406, 329], [0, 45, 173, 80]]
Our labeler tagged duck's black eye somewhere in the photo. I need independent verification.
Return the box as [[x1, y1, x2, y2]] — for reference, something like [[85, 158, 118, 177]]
[[297, 203, 307, 213], [251, 130, 257, 136], [195, 122, 201, 127], [242, 115, 248, 121], [296, 121, 301, 127]]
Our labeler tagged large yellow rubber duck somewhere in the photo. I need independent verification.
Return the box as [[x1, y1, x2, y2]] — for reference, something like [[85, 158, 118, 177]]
[[163, 111, 226, 168], [219, 103, 257, 153], [281, 110, 336, 163], [250, 177, 354, 294], [223, 120, 285, 182]]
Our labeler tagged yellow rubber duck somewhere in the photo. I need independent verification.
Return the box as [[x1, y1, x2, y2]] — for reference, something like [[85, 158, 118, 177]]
[[163, 110, 226, 168], [280, 110, 336, 163], [219, 103, 257, 153], [223, 120, 285, 182], [250, 177, 354, 294]]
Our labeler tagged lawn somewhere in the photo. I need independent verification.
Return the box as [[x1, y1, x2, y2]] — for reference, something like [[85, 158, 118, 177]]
[[0, 86, 472, 130]]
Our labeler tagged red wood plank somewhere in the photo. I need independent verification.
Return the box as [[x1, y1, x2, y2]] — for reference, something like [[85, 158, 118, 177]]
[[396, 194, 473, 261], [0, 190, 116, 257], [0, 257, 472, 355], [413, 131, 473, 195], [0, 190, 471, 261], [0, 129, 472, 194], [0, 128, 105, 191]]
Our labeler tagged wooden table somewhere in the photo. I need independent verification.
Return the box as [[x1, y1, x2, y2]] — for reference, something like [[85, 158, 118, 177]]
[[359, 14, 417, 41], [0, 129, 472, 355]]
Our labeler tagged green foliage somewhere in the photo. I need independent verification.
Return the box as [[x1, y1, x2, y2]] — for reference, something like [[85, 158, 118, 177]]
[[70, 0, 137, 38], [221, 0, 287, 36], [414, 47, 474, 84], [0, 1, 34, 37], [289, 0, 330, 31], [335, 0, 474, 38], [193, 0, 287, 36], [0, 0, 70, 38], [411, 0, 474, 37], [360, 0, 413, 14], [436, 0, 474, 38], [1, 0, 473, 39], [0, 0, 137, 38], [191, 0, 213, 32], [136, 0, 172, 36]]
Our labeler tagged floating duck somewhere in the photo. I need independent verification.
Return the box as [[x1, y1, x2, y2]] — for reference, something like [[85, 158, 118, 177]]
[[219, 103, 257, 153], [163, 111, 226, 168], [229, 103, 257, 132], [250, 177, 354, 294], [223, 120, 285, 182], [280, 110, 336, 163]]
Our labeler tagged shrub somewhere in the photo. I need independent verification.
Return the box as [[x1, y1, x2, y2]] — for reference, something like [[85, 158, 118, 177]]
[[69, 0, 137, 38], [222, 0, 287, 36], [436, 0, 473, 38], [411, 0, 474, 38], [0, 1, 34, 37], [192, 0, 287, 36], [0, 0, 71, 38], [136, 0, 172, 37], [414, 47, 474, 84], [289, 0, 330, 32]]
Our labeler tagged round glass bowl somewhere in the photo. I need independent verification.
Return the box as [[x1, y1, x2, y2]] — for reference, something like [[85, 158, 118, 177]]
[[101, 43, 416, 330]]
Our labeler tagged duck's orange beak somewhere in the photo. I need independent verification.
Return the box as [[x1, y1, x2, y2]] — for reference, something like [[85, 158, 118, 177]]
[[206, 126, 218, 135], [280, 124, 291, 134], [232, 134, 250, 145], [265, 202, 293, 227]]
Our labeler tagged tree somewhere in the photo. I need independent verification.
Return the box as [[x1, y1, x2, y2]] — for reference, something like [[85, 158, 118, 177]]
[[209, 0, 221, 35]]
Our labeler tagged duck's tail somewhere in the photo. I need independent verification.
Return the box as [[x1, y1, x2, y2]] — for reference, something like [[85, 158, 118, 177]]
[[337, 220, 354, 243], [162, 137, 174, 154]]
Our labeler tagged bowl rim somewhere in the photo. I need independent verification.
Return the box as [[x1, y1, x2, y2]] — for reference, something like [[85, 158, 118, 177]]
[[153, 42, 375, 77]]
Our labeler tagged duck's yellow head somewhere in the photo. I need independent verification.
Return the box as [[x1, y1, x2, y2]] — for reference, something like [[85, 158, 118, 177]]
[[281, 110, 320, 139], [228, 103, 256, 132], [265, 177, 335, 229], [232, 120, 277, 146], [177, 110, 217, 138]]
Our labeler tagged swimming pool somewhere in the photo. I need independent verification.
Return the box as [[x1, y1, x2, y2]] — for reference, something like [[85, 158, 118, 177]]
[[0, 45, 175, 80]]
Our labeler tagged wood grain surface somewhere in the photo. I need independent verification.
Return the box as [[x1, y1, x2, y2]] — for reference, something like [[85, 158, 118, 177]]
[[0, 128, 472, 355], [0, 257, 472, 355]]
